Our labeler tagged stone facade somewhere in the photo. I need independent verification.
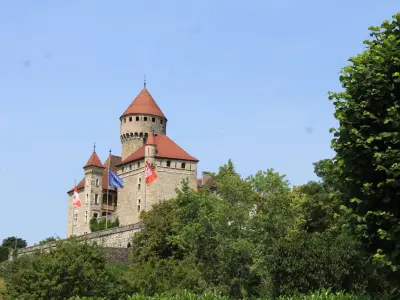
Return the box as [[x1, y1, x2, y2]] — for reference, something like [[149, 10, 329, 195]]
[[12, 223, 143, 261], [66, 85, 199, 237], [120, 114, 167, 160], [117, 159, 198, 226]]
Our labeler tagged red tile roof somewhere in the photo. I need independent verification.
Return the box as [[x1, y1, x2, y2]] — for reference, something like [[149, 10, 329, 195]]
[[84, 152, 104, 168], [145, 133, 156, 145], [121, 88, 166, 118], [68, 155, 122, 193], [117, 135, 198, 166]]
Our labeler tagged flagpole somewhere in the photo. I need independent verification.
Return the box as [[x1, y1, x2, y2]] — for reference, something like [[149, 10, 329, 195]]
[[106, 149, 111, 229], [71, 178, 76, 237], [144, 161, 147, 212]]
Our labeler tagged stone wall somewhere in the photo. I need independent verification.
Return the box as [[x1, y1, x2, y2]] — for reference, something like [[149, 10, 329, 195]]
[[11, 223, 143, 261]]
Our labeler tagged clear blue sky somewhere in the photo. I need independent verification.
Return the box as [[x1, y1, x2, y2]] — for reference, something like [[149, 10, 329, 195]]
[[0, 1, 398, 245]]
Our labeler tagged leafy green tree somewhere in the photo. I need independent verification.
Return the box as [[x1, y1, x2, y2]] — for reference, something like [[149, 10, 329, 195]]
[[326, 13, 400, 284], [3, 238, 132, 299], [0, 246, 9, 263], [293, 181, 341, 233], [38, 235, 60, 245], [1, 236, 27, 249]]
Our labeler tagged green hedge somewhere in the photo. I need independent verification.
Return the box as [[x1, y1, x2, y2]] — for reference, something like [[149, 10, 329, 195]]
[[68, 290, 371, 300], [90, 217, 119, 232]]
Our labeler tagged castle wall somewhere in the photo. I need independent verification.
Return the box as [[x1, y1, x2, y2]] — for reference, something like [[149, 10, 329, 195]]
[[67, 189, 91, 237], [117, 158, 197, 226], [13, 223, 143, 261]]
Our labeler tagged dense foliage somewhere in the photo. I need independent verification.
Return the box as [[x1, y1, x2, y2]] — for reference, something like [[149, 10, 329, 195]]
[[38, 236, 60, 245], [1, 237, 26, 249], [0, 247, 9, 263], [90, 216, 120, 232], [322, 12, 400, 287], [2, 239, 133, 299], [67, 289, 371, 300]]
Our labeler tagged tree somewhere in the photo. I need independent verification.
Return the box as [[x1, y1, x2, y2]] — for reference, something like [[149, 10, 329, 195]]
[[38, 236, 60, 245], [1, 237, 27, 249], [0, 246, 9, 263], [3, 238, 132, 299], [327, 13, 400, 286]]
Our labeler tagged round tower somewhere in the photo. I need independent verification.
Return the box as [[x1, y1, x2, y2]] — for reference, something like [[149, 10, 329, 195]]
[[120, 84, 167, 160]]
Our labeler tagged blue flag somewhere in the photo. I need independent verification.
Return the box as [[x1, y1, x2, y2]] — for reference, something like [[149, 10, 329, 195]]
[[108, 169, 124, 189]]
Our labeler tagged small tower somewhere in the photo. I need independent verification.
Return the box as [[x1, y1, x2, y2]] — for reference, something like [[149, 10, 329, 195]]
[[120, 82, 167, 160], [144, 132, 157, 167], [83, 146, 105, 223]]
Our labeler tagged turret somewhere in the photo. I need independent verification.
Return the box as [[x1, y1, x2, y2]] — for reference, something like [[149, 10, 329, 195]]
[[83, 147, 105, 216], [144, 133, 157, 167], [120, 83, 167, 160]]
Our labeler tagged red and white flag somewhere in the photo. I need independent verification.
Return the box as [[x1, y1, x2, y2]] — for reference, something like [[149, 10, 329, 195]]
[[73, 185, 82, 207], [145, 161, 158, 185]]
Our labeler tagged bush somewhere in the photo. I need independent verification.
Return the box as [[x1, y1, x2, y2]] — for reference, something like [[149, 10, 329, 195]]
[[0, 247, 9, 263], [90, 217, 119, 232], [3, 238, 132, 299]]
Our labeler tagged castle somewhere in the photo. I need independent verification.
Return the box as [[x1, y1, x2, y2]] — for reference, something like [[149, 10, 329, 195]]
[[67, 83, 212, 237]]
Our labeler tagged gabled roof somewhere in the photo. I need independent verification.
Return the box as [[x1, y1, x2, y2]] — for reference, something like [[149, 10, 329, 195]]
[[116, 135, 198, 166], [121, 88, 166, 119], [84, 151, 104, 168], [68, 155, 122, 193]]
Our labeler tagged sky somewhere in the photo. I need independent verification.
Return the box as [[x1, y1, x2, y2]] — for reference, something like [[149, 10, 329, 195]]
[[0, 0, 399, 246]]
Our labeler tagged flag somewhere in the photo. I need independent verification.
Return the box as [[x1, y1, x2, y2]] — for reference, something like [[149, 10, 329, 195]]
[[73, 185, 82, 207], [145, 161, 158, 185], [108, 169, 124, 189]]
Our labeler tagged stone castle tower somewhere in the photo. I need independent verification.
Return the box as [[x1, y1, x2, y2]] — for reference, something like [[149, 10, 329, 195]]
[[67, 83, 199, 237]]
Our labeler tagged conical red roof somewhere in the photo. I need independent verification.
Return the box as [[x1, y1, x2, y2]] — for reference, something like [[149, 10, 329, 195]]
[[145, 133, 156, 145], [84, 151, 104, 168], [121, 88, 166, 118]]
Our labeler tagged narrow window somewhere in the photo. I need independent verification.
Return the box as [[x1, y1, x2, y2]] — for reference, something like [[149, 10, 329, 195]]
[[93, 212, 98, 218], [136, 116, 140, 121], [114, 195, 118, 206], [160, 119, 163, 124], [124, 118, 126, 123], [85, 211, 88, 223], [138, 162, 141, 168], [152, 117, 155, 122], [166, 160, 171, 167], [95, 179, 99, 187], [86, 194, 88, 204], [95, 194, 99, 204], [129, 116, 132, 121], [181, 162, 186, 169], [137, 199, 141, 212], [122, 166, 125, 172], [129, 164, 132, 170], [103, 194, 107, 204], [144, 117, 148, 121]]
